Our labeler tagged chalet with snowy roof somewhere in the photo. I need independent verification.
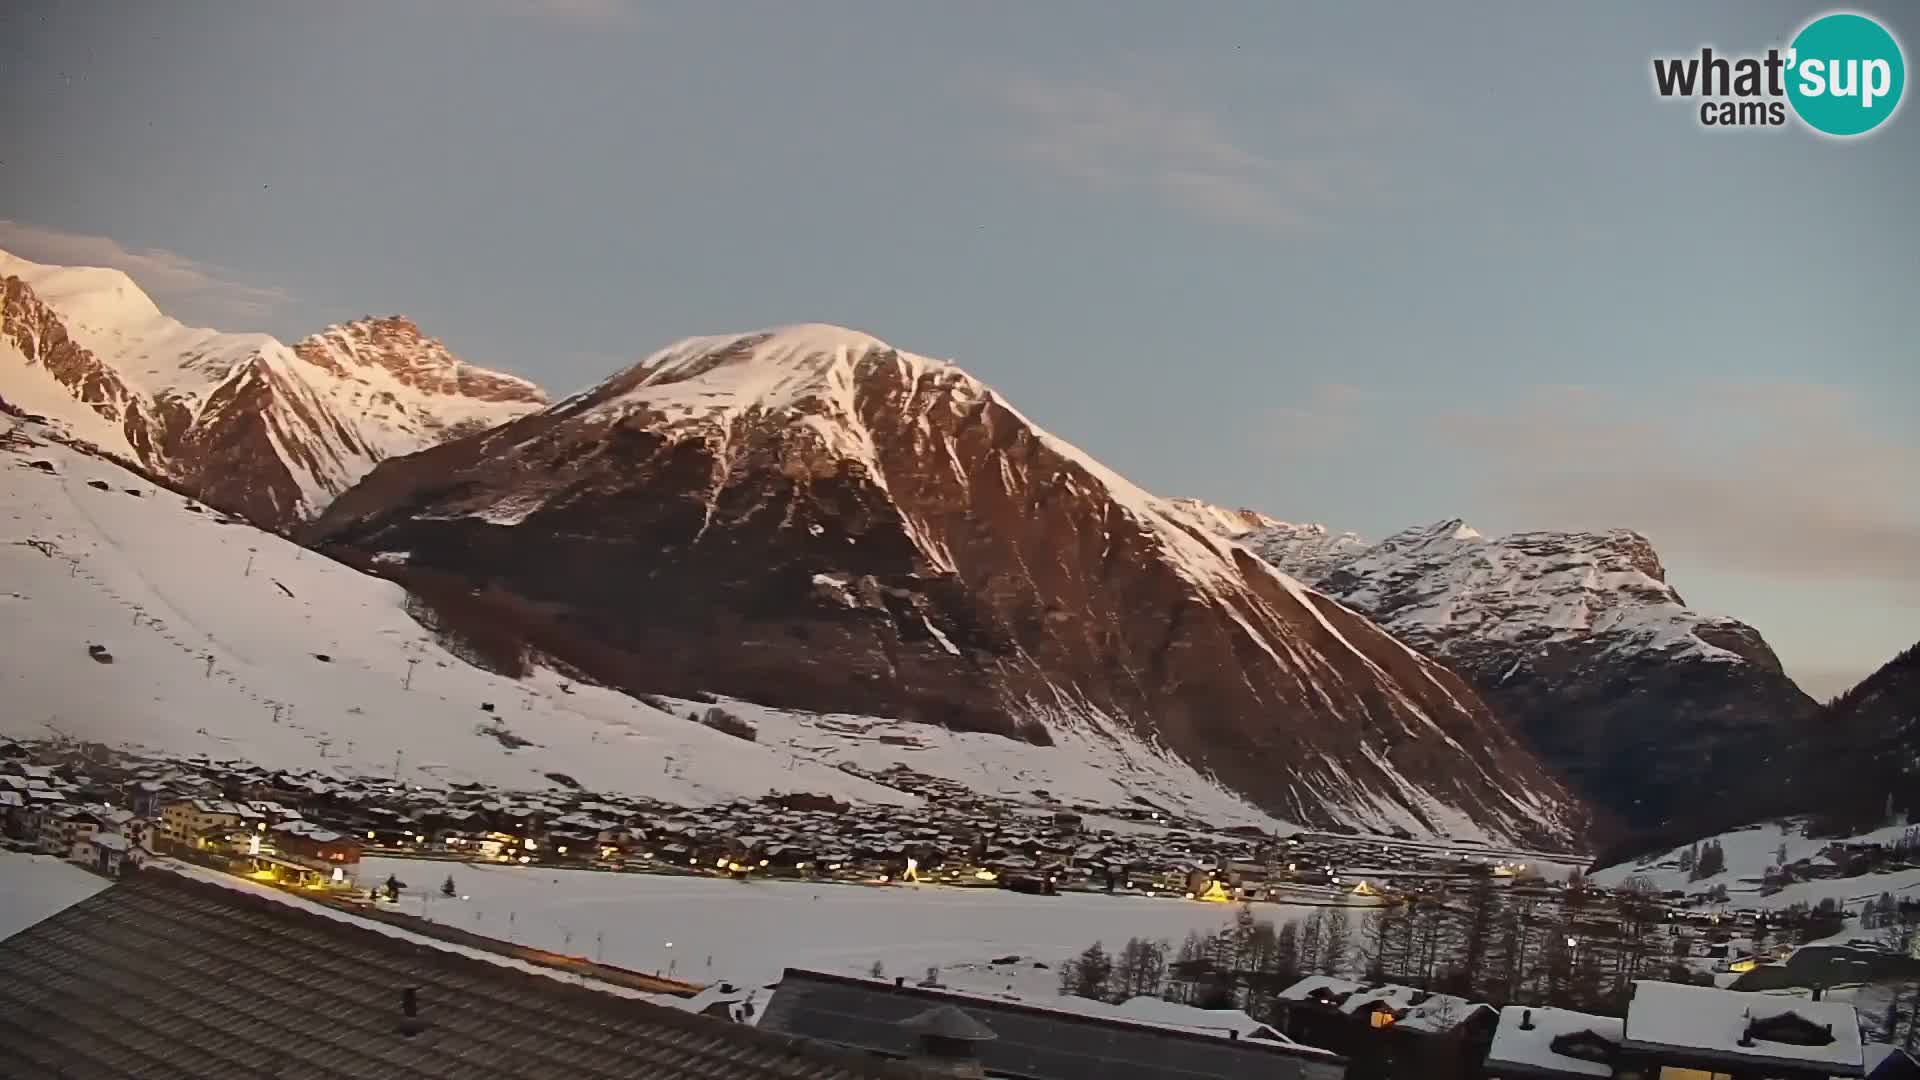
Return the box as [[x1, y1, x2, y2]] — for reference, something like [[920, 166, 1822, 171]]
[[760, 968, 1348, 1079], [73, 829, 132, 877], [270, 818, 364, 867], [1617, 979, 1865, 1078], [158, 797, 263, 849], [1274, 976, 1495, 1079], [37, 805, 103, 855], [1484, 1006, 1622, 1079]]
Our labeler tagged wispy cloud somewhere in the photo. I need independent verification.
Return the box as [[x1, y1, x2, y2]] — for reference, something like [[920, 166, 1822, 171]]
[[1254, 382, 1375, 459], [1432, 380, 1920, 596], [0, 220, 289, 324], [482, 0, 636, 21], [990, 75, 1389, 230]]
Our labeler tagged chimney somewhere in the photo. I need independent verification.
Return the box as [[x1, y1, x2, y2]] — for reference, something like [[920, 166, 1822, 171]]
[[1520, 1009, 1536, 1031], [1811, 985, 1824, 1002], [397, 986, 431, 1037], [895, 976, 906, 987]]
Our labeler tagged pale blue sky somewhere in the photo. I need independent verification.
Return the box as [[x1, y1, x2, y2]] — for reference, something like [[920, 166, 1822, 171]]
[[3, 0, 1915, 695]]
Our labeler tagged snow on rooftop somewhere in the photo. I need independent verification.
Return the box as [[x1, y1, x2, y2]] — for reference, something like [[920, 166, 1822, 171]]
[[1486, 1005, 1623, 1078], [152, 860, 671, 1002], [1623, 979, 1863, 1072], [0, 851, 111, 942]]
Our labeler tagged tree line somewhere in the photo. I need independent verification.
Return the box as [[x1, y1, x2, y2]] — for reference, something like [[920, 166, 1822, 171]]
[[1058, 877, 1704, 1022]]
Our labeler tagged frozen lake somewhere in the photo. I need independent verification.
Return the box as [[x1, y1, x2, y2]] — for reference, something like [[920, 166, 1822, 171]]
[[365, 857, 1315, 993]]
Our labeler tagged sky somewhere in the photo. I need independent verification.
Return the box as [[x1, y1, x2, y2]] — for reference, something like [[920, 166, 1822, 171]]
[[1, 0, 1915, 697]]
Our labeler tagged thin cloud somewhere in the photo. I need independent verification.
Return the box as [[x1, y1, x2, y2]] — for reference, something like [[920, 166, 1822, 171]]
[[1432, 379, 1920, 596], [484, 0, 636, 21], [1255, 382, 1376, 459], [0, 220, 289, 324], [991, 76, 1385, 230]]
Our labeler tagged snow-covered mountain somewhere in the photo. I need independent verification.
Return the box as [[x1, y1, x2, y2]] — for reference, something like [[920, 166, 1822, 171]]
[[1175, 502, 1820, 835], [311, 325, 1583, 845], [0, 414, 1288, 826], [1165, 501, 1370, 585], [0, 249, 545, 530]]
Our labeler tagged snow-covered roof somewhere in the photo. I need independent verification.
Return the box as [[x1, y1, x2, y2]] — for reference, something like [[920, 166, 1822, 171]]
[[272, 819, 348, 844], [0, 851, 111, 942], [1623, 980, 1862, 1072], [1275, 975, 1427, 1014], [1485, 1006, 1621, 1078], [1397, 993, 1493, 1033]]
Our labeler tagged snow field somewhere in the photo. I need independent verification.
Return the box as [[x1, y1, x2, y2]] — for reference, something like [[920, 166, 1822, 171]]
[[367, 855, 1312, 993]]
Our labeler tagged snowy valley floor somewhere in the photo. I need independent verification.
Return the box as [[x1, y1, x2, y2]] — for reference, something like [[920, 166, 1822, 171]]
[[365, 856, 1302, 996]]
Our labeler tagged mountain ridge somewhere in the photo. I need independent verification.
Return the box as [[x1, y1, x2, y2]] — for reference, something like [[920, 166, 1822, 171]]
[[0, 248, 546, 529], [1173, 498, 1821, 835], [312, 324, 1584, 845]]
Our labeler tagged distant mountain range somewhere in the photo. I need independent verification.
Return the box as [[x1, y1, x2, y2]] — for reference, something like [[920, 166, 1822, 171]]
[[1171, 504, 1823, 836], [8, 244, 1888, 850]]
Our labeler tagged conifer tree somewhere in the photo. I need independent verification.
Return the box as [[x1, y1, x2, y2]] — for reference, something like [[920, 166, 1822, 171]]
[[1320, 907, 1352, 975]]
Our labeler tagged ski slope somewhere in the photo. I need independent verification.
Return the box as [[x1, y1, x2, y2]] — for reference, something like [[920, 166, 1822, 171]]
[[0, 418, 1286, 824]]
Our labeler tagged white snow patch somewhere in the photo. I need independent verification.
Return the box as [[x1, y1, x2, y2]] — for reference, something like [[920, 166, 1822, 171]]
[[0, 851, 110, 941]]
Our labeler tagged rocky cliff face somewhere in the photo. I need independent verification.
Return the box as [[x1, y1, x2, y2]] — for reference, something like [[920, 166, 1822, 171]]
[[291, 316, 545, 445], [0, 249, 545, 530], [1177, 505, 1820, 835], [313, 325, 1583, 845], [1796, 640, 1920, 827]]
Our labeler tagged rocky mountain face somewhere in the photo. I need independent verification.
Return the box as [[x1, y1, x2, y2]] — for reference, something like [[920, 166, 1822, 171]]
[[0, 249, 545, 530], [313, 325, 1583, 845], [1794, 641, 1920, 829], [1178, 504, 1821, 836]]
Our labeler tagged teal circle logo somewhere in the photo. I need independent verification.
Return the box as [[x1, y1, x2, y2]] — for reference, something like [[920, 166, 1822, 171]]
[[1786, 12, 1906, 136]]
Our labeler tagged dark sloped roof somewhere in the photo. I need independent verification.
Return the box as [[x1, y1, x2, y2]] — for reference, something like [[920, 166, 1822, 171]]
[[0, 869, 922, 1080], [760, 969, 1349, 1080]]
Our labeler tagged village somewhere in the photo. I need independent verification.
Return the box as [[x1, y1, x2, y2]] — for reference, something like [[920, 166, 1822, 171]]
[[6, 730, 1920, 1078], [0, 732, 1583, 904], [6, 730, 1916, 973]]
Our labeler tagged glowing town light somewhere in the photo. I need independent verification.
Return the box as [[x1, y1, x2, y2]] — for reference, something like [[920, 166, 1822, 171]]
[[247, 834, 262, 856], [518, 855, 531, 864], [524, 838, 536, 851], [331, 867, 345, 884]]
